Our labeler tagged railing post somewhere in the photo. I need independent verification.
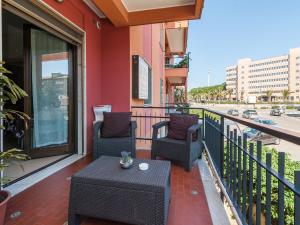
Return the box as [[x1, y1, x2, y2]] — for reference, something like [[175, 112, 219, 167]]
[[202, 110, 206, 142], [229, 131, 234, 198], [220, 116, 225, 201], [237, 136, 242, 207], [256, 141, 262, 225], [242, 133, 248, 220], [226, 125, 230, 187], [295, 170, 300, 225], [220, 117, 224, 177], [233, 129, 237, 201], [248, 143, 254, 225], [265, 153, 272, 225], [278, 152, 285, 225]]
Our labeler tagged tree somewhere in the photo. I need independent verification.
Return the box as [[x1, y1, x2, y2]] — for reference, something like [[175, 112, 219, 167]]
[[216, 88, 225, 101], [282, 89, 291, 102], [266, 90, 273, 102], [227, 89, 233, 101], [189, 83, 226, 102], [174, 87, 185, 103], [174, 54, 189, 68], [240, 90, 245, 101]]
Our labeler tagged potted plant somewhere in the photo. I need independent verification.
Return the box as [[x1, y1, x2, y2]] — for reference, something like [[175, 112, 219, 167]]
[[0, 149, 28, 224], [0, 62, 29, 225], [120, 151, 133, 169]]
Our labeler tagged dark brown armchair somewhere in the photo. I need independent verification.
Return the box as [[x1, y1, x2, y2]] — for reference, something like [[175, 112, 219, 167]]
[[151, 116, 202, 171]]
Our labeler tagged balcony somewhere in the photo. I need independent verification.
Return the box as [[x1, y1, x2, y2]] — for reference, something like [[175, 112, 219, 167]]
[[165, 55, 189, 79], [165, 55, 190, 104], [5, 106, 300, 225]]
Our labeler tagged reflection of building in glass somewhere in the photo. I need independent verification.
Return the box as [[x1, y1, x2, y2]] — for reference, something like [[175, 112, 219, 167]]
[[42, 73, 68, 94], [41, 73, 69, 117]]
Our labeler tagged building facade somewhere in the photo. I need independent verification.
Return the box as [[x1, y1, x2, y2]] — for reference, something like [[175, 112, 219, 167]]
[[1, 0, 203, 182], [226, 48, 300, 102]]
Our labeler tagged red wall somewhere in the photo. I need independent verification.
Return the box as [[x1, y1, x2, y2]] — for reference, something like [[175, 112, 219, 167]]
[[100, 20, 131, 112], [44, 0, 102, 153], [39, 1, 150, 153]]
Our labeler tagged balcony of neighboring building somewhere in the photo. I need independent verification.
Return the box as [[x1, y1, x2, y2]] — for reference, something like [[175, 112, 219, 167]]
[[165, 54, 189, 90], [165, 54, 189, 76], [165, 21, 189, 56]]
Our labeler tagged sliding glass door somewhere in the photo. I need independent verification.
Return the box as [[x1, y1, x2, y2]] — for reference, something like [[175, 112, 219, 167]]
[[25, 27, 75, 158]]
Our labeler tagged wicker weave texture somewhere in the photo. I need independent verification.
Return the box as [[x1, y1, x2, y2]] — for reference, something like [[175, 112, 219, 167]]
[[69, 156, 171, 225]]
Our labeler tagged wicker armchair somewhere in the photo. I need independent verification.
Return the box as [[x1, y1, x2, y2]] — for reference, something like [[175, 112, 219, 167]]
[[151, 120, 202, 171], [93, 121, 137, 160]]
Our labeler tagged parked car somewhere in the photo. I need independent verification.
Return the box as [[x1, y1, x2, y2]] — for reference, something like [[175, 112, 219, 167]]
[[242, 110, 258, 119], [227, 109, 239, 116], [270, 108, 282, 116], [254, 118, 277, 125], [271, 105, 285, 114], [243, 128, 280, 145]]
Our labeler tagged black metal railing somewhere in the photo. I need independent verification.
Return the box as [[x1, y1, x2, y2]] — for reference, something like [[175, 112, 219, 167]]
[[131, 106, 202, 141], [131, 105, 300, 225]]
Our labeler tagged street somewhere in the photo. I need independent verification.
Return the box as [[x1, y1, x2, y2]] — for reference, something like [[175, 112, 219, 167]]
[[193, 103, 300, 161]]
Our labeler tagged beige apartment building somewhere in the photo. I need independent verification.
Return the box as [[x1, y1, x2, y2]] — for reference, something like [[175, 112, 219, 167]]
[[226, 48, 300, 102]]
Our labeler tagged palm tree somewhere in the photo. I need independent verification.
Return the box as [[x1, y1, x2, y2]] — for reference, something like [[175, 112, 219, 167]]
[[240, 90, 245, 101], [174, 87, 185, 103], [188, 83, 226, 102], [266, 90, 273, 102], [211, 89, 218, 101], [282, 89, 291, 102], [227, 89, 233, 101]]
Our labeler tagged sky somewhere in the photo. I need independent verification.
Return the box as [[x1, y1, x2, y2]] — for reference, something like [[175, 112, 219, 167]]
[[187, 0, 300, 90], [42, 60, 68, 78]]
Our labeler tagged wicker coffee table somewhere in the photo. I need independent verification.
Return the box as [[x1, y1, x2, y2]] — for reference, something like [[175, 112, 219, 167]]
[[68, 156, 171, 225]]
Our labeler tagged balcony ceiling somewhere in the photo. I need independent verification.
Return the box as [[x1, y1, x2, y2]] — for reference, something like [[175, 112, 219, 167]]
[[166, 28, 185, 54], [92, 0, 204, 27], [121, 0, 195, 12], [167, 77, 186, 86]]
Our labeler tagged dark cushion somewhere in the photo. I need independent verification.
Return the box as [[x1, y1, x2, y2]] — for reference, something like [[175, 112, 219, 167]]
[[102, 112, 132, 138], [167, 114, 198, 141]]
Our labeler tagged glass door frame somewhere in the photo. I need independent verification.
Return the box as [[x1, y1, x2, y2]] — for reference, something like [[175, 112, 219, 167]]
[[23, 25, 76, 158], [0, 1, 4, 155]]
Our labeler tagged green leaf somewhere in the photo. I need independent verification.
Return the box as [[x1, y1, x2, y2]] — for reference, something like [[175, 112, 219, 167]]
[[0, 63, 30, 186]]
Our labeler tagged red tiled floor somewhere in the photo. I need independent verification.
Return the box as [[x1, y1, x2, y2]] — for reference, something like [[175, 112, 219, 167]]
[[5, 151, 212, 225]]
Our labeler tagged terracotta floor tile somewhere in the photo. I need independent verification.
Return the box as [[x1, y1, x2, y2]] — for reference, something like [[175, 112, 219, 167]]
[[5, 151, 212, 225]]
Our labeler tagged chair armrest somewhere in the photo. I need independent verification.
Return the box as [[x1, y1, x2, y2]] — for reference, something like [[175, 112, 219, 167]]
[[93, 121, 103, 139], [152, 121, 169, 139], [93, 121, 103, 160], [131, 121, 137, 137], [188, 123, 201, 133], [187, 123, 202, 142], [152, 121, 169, 130]]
